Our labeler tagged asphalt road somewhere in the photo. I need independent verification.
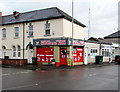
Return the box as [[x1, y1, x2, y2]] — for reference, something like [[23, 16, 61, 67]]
[[2, 64, 118, 90]]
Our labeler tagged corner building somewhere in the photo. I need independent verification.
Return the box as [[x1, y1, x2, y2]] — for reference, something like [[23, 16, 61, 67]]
[[1, 7, 86, 66]]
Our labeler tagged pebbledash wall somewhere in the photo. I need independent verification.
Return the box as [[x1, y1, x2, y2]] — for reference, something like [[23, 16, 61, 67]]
[[0, 7, 85, 64]]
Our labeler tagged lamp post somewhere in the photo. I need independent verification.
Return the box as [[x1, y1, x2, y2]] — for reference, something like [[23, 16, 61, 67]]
[[71, 0, 74, 66]]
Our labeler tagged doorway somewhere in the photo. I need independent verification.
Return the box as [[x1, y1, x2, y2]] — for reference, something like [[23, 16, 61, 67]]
[[84, 47, 88, 65], [60, 48, 67, 65]]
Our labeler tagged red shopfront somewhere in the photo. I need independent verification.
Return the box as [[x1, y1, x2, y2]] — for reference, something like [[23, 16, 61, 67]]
[[34, 38, 85, 66], [36, 47, 54, 63]]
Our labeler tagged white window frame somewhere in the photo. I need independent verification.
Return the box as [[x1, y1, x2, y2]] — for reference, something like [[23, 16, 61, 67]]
[[13, 46, 16, 57], [102, 48, 110, 57], [2, 28, 6, 38], [28, 25, 33, 36], [14, 27, 19, 37], [45, 21, 50, 36], [18, 45, 21, 57]]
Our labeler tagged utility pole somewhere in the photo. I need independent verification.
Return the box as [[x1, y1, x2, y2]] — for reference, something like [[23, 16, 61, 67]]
[[88, 8, 91, 39], [71, 0, 74, 66]]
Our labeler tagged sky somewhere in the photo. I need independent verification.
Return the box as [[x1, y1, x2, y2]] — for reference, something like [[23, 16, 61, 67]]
[[0, 0, 119, 39]]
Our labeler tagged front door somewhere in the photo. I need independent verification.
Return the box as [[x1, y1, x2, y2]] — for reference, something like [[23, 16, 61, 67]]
[[84, 47, 88, 65], [60, 48, 67, 65]]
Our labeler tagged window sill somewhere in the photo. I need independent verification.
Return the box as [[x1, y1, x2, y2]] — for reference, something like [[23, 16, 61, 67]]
[[2, 38, 6, 40], [27, 36, 34, 38], [44, 34, 51, 37], [14, 37, 19, 39]]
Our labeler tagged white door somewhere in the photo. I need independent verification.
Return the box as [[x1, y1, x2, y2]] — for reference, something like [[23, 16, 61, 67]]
[[28, 49, 33, 64], [84, 47, 88, 65]]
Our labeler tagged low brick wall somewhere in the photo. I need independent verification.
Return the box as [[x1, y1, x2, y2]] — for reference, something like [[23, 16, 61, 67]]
[[1, 59, 27, 66]]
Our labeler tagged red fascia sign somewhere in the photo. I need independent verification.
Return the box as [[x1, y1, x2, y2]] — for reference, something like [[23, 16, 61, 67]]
[[33, 38, 85, 46], [41, 40, 66, 45], [73, 40, 85, 46]]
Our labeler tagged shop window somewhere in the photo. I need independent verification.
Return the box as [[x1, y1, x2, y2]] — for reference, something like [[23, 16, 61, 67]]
[[13, 46, 16, 57], [18, 45, 21, 57], [14, 27, 19, 37], [2, 28, 6, 38], [102, 49, 110, 57]]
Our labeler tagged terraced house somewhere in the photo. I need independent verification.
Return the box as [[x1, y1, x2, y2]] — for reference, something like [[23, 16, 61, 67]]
[[0, 7, 86, 66]]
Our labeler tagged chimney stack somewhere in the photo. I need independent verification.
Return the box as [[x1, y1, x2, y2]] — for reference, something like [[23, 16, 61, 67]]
[[13, 11, 20, 17]]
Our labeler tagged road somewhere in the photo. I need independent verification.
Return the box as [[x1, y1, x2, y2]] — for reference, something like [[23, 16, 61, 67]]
[[2, 64, 118, 90]]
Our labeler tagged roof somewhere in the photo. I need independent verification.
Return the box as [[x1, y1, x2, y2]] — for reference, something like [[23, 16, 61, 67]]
[[104, 31, 120, 38], [1, 7, 86, 27], [87, 37, 112, 45]]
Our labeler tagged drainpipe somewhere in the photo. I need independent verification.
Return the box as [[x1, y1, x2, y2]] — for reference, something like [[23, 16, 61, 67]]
[[23, 23, 25, 59], [99, 43, 101, 56]]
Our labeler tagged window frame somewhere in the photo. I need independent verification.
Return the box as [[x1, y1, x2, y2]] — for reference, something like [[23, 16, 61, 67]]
[[44, 22, 51, 36], [13, 46, 16, 57], [2, 28, 6, 38], [18, 45, 21, 57], [28, 25, 33, 36], [14, 27, 19, 37], [102, 48, 110, 57]]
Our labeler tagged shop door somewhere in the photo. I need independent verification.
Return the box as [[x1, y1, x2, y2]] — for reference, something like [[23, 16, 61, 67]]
[[60, 48, 67, 65], [36, 48, 54, 63], [77, 48, 84, 63]]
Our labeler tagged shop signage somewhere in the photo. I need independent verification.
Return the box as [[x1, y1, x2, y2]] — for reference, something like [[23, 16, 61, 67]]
[[33, 38, 85, 46]]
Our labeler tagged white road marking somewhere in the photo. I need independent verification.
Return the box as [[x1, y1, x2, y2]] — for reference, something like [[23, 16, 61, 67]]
[[3, 83, 38, 90], [88, 73, 97, 77], [2, 74, 10, 76], [2, 71, 32, 76]]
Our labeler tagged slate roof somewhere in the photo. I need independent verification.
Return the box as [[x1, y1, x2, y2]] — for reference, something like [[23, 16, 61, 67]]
[[87, 37, 112, 45], [104, 31, 120, 38], [1, 7, 86, 27]]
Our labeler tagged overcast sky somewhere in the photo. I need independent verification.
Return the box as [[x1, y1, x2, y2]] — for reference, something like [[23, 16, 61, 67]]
[[0, 0, 119, 39]]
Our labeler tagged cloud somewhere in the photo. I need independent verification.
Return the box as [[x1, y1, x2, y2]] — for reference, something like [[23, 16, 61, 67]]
[[0, 0, 118, 39]]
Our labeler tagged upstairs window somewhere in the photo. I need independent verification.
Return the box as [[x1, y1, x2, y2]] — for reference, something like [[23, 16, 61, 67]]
[[2, 28, 6, 38], [14, 27, 19, 37], [45, 21, 50, 36], [28, 23, 33, 36]]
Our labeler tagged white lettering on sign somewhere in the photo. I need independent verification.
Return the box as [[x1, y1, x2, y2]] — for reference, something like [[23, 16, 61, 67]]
[[36, 41, 39, 45], [42, 59, 44, 61], [77, 49, 83, 51], [73, 54, 77, 56], [46, 55, 54, 56], [80, 53, 82, 56], [39, 55, 44, 56]]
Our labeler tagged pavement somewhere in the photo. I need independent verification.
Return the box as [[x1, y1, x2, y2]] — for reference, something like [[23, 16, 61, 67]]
[[1, 61, 117, 71]]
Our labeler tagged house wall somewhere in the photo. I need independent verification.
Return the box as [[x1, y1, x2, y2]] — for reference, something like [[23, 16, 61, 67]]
[[63, 19, 84, 40], [1, 18, 84, 63], [85, 42, 100, 64], [1, 24, 24, 59], [104, 38, 120, 58]]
